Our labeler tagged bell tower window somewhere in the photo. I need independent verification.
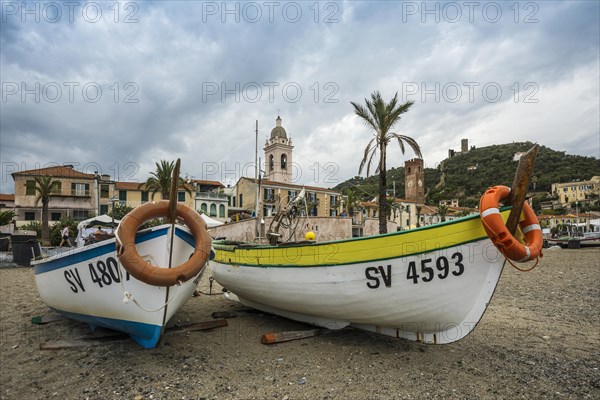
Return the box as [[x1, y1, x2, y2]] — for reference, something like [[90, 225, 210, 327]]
[[269, 155, 274, 171], [281, 154, 287, 169]]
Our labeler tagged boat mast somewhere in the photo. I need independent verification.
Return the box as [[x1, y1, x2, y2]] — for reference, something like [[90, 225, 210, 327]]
[[254, 120, 260, 241]]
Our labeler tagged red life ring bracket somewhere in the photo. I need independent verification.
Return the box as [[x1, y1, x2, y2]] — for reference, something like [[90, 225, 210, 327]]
[[116, 201, 211, 287], [479, 185, 543, 263]]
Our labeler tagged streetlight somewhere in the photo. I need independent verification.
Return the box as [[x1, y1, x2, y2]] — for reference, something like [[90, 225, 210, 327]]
[[575, 201, 579, 236], [109, 195, 119, 227]]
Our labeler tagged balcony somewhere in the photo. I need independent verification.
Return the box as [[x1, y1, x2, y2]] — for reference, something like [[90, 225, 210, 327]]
[[196, 191, 227, 200], [70, 189, 91, 197]]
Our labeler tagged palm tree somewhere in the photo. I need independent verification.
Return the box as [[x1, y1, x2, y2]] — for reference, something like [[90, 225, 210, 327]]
[[343, 188, 359, 221], [0, 210, 16, 226], [437, 204, 449, 222], [141, 160, 191, 200], [352, 91, 422, 234], [33, 176, 61, 245]]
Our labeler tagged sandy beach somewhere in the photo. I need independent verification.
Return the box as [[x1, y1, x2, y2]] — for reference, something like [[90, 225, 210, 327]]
[[1, 247, 598, 399]]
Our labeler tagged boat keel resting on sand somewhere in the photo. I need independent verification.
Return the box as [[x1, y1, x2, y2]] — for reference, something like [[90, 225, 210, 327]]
[[210, 185, 543, 344]]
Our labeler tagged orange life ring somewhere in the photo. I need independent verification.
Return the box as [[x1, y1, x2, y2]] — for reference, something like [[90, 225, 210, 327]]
[[116, 201, 211, 287], [479, 185, 543, 262]]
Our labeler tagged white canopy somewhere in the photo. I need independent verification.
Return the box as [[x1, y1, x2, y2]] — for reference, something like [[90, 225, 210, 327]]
[[76, 214, 120, 247], [76, 214, 120, 230], [202, 214, 224, 228]]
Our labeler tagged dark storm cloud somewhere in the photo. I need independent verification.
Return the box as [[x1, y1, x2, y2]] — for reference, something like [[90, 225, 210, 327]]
[[1, 1, 598, 193]]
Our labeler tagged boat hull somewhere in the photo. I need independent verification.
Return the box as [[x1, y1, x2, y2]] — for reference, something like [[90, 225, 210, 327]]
[[210, 212, 510, 344], [547, 236, 600, 248], [33, 224, 203, 348]]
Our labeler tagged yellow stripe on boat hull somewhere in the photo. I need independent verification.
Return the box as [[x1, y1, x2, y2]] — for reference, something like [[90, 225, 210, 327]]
[[212, 210, 510, 267]]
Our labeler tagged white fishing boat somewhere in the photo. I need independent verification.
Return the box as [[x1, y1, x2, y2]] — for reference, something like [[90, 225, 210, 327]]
[[210, 185, 543, 344], [32, 200, 212, 348], [546, 222, 600, 248]]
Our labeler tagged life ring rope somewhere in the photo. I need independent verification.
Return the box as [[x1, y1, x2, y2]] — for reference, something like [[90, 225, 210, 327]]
[[479, 185, 543, 267], [115, 200, 212, 287]]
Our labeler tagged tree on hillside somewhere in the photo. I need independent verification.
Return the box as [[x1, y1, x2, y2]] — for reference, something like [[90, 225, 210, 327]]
[[141, 160, 192, 200], [352, 91, 422, 234], [33, 176, 61, 245]]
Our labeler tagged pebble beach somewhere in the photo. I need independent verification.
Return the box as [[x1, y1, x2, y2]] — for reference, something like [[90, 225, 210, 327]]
[[1, 247, 599, 399]]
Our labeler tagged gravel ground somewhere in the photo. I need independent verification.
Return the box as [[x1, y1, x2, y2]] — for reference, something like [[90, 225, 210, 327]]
[[1, 247, 599, 399]]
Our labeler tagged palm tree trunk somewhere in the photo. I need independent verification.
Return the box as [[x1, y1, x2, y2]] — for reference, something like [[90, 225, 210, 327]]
[[41, 200, 50, 245], [379, 142, 387, 234]]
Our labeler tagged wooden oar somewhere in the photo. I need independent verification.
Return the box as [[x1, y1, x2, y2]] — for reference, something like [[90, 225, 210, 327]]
[[162, 159, 181, 328], [168, 159, 181, 225], [506, 145, 538, 235]]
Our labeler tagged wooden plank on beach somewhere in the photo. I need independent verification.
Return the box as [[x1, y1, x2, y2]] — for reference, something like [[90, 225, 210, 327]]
[[261, 329, 323, 345], [40, 337, 128, 350], [211, 309, 262, 319], [31, 314, 65, 325], [39, 320, 228, 350], [167, 318, 228, 334]]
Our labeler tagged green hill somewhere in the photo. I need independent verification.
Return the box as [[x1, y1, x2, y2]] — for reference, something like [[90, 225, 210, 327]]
[[334, 142, 600, 208]]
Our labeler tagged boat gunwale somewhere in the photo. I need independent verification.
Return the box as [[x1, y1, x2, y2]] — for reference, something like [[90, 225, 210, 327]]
[[213, 206, 511, 250], [211, 208, 512, 268], [32, 224, 195, 274]]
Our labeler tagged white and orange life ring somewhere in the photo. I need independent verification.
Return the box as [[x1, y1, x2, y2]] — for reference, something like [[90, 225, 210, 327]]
[[116, 201, 211, 287], [479, 185, 543, 262]]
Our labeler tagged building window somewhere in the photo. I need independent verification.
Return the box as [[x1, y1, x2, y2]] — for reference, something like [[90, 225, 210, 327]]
[[269, 155, 274, 170], [51, 182, 62, 195], [71, 182, 89, 196], [25, 212, 36, 221], [264, 188, 274, 202], [219, 205, 225, 218], [119, 190, 127, 201], [201, 203, 207, 213], [51, 212, 61, 221], [210, 204, 217, 217], [178, 191, 186, 202], [25, 180, 36, 195], [141, 191, 148, 203], [281, 154, 287, 169], [239, 194, 243, 208], [330, 195, 337, 208], [100, 204, 109, 214], [100, 184, 109, 198], [73, 210, 89, 221]]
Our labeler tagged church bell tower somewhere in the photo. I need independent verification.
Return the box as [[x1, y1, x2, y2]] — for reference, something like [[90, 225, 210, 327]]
[[264, 116, 293, 183]]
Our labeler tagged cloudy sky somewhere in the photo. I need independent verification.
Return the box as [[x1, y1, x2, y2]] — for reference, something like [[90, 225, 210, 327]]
[[1, 0, 599, 193]]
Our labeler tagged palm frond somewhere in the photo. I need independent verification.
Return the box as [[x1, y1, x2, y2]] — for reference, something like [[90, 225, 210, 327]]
[[358, 137, 376, 174], [390, 133, 423, 158]]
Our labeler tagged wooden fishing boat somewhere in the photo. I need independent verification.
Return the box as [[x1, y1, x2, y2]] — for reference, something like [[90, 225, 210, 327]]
[[33, 196, 212, 348], [210, 183, 543, 344]]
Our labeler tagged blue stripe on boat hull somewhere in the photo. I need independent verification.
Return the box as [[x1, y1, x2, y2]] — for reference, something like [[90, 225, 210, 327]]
[[51, 308, 163, 349], [34, 227, 170, 275]]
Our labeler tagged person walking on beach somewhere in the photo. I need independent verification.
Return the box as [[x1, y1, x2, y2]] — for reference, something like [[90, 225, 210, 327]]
[[59, 226, 71, 247]]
